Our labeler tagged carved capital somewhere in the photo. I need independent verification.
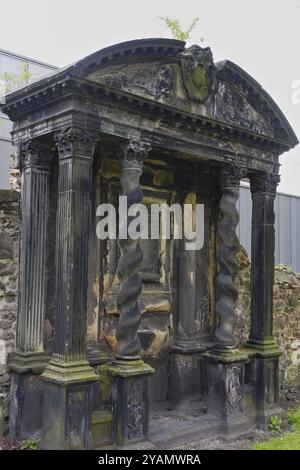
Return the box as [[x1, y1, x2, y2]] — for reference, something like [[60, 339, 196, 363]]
[[250, 172, 280, 195], [54, 127, 99, 159], [21, 139, 53, 170], [219, 164, 246, 190], [120, 140, 152, 170]]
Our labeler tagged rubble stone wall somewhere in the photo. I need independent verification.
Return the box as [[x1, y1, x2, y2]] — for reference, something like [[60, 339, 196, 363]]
[[0, 190, 19, 420]]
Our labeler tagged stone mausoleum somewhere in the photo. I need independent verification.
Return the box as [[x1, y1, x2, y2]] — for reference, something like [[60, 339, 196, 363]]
[[1, 39, 298, 449]]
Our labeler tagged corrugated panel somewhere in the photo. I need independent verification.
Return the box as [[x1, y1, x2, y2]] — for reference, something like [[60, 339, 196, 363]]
[[237, 186, 300, 272], [290, 197, 300, 272]]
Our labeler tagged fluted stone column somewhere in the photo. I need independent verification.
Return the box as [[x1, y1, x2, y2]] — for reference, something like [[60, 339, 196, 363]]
[[42, 127, 99, 449], [203, 164, 250, 438], [100, 140, 154, 447], [246, 171, 282, 426], [9, 139, 53, 438]]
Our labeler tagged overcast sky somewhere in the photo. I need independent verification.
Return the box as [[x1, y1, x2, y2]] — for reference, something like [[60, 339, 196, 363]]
[[1, 0, 300, 194]]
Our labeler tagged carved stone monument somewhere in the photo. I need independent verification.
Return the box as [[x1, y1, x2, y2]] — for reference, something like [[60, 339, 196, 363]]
[[1, 38, 297, 448]]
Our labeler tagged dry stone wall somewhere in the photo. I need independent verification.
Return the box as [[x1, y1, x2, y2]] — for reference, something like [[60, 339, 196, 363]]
[[235, 247, 300, 398]]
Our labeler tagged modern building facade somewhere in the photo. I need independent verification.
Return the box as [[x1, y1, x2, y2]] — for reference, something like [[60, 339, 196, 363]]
[[0, 49, 57, 188], [238, 184, 300, 272]]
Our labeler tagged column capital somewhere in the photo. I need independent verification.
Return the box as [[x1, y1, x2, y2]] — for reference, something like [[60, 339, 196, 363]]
[[21, 139, 53, 170], [250, 172, 280, 195], [54, 126, 99, 158], [219, 164, 247, 190], [120, 140, 152, 169]]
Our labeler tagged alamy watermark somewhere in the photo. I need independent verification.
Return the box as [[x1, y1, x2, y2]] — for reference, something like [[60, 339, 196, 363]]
[[96, 197, 204, 251]]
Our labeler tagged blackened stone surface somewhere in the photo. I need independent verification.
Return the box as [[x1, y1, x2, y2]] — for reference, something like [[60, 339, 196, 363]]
[[169, 353, 202, 405], [42, 381, 92, 450], [255, 354, 282, 426], [9, 372, 43, 440], [100, 360, 153, 446], [203, 354, 251, 438]]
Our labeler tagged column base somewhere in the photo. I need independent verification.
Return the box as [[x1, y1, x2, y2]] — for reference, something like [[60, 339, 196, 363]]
[[202, 348, 252, 439], [7, 351, 49, 374], [41, 359, 98, 449], [171, 336, 212, 354], [42, 358, 98, 384], [100, 359, 154, 447], [245, 338, 281, 355]]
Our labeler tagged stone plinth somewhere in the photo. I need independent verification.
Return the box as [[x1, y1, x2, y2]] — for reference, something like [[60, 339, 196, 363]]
[[202, 349, 251, 438], [100, 359, 154, 447]]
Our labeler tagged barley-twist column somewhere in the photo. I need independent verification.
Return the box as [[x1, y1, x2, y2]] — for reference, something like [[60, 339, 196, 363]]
[[214, 164, 245, 349], [203, 163, 250, 437], [100, 140, 154, 447], [116, 141, 152, 359]]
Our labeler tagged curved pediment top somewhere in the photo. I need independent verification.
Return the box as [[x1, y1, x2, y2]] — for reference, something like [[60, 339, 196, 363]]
[[2, 38, 298, 151], [70, 39, 297, 148], [216, 60, 299, 148], [67, 38, 186, 77]]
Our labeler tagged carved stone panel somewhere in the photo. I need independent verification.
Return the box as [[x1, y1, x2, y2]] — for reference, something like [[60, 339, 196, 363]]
[[214, 81, 273, 136], [226, 365, 243, 415], [100, 183, 172, 316], [87, 63, 176, 100], [126, 379, 146, 441]]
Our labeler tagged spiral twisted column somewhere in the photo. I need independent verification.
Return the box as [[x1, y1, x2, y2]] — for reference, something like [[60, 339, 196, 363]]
[[214, 164, 246, 349], [116, 141, 151, 360]]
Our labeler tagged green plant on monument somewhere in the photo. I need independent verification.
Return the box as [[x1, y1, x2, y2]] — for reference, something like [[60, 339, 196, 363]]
[[159, 16, 203, 42]]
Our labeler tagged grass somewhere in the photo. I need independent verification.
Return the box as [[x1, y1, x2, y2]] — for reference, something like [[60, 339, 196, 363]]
[[252, 407, 300, 450]]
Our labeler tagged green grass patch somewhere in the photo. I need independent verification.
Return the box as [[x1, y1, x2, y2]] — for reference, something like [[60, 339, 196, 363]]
[[252, 407, 300, 450]]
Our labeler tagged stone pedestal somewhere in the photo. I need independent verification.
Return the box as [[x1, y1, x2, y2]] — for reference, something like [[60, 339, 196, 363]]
[[100, 359, 154, 447], [255, 351, 282, 426], [169, 352, 204, 405], [9, 371, 44, 440], [243, 346, 282, 427], [202, 350, 251, 438], [42, 371, 96, 450]]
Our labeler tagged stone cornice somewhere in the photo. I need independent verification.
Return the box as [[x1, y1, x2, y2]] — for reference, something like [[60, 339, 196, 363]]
[[1, 75, 292, 154]]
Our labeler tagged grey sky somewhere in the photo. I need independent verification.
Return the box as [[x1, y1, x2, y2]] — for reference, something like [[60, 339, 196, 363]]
[[1, 0, 299, 194]]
